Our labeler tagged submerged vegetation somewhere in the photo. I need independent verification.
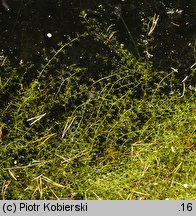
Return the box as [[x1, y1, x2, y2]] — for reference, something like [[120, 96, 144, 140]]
[[0, 10, 195, 200]]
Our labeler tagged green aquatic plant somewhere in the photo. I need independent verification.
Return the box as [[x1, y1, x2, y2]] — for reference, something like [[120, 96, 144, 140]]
[[0, 10, 195, 200]]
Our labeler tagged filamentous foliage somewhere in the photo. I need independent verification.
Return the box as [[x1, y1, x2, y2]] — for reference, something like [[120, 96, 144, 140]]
[[0, 11, 195, 199]]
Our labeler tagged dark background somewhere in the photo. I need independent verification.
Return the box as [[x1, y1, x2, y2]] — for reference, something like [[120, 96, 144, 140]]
[[0, 0, 195, 73]]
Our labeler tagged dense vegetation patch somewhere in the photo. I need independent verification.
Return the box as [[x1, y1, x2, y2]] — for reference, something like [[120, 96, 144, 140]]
[[0, 11, 195, 199]]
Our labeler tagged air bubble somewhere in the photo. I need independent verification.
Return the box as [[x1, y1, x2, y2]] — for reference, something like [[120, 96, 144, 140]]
[[47, 33, 52, 38]]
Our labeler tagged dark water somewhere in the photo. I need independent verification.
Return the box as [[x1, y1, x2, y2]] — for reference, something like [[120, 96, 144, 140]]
[[0, 0, 195, 73]]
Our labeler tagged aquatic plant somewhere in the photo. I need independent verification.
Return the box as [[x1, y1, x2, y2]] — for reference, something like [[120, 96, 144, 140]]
[[0, 10, 195, 200]]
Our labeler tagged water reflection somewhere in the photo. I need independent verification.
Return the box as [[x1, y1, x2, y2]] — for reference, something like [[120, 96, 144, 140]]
[[1, 0, 10, 11]]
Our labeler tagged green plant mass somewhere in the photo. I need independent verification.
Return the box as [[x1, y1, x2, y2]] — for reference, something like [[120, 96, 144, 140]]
[[0, 12, 195, 200]]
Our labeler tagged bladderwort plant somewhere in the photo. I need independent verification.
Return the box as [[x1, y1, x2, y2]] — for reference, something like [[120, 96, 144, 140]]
[[0, 10, 195, 200]]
